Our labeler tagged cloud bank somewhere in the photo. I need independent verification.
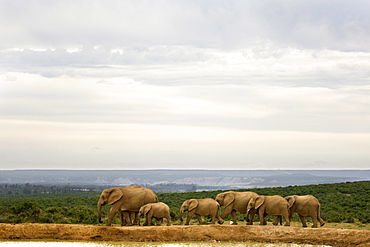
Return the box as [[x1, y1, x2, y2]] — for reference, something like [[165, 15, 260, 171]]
[[1, 0, 370, 170]]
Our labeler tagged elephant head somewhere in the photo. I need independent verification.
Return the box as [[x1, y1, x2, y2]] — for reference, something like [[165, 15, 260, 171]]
[[247, 196, 264, 213], [179, 199, 198, 221], [139, 204, 151, 216], [97, 188, 123, 223]]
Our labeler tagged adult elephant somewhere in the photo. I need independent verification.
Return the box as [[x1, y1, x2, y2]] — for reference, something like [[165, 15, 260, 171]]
[[97, 185, 158, 226], [285, 195, 325, 228], [180, 198, 224, 225], [215, 191, 258, 225], [247, 195, 290, 226]]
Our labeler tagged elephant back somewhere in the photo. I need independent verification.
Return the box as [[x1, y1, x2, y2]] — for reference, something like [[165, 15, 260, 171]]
[[120, 186, 158, 211]]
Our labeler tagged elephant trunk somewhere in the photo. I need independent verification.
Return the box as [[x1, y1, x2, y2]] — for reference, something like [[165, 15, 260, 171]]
[[179, 209, 184, 222], [97, 202, 103, 223], [245, 208, 251, 222]]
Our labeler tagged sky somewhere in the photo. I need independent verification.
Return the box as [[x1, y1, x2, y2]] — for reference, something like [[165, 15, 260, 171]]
[[1, 0, 370, 170]]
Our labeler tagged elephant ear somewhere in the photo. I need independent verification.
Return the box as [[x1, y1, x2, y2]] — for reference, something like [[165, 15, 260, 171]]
[[255, 196, 265, 209], [106, 188, 123, 205], [188, 199, 199, 212], [142, 204, 152, 215], [223, 193, 235, 208], [285, 196, 295, 208]]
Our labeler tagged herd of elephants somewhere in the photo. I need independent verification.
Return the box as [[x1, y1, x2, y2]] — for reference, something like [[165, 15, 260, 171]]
[[97, 185, 325, 228]]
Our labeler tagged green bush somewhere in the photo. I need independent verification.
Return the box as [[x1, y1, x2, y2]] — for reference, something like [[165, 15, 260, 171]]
[[0, 181, 369, 224]]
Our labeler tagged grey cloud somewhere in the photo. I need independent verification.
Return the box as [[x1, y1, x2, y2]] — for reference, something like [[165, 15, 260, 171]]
[[1, 1, 369, 51], [0, 46, 212, 71], [2, 43, 370, 91]]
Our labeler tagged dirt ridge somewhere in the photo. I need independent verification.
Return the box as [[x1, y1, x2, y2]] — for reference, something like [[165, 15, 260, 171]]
[[1, 223, 370, 247]]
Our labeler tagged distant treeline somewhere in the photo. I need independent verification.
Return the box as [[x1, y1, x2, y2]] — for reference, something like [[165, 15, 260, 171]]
[[0, 183, 100, 194], [0, 183, 224, 195], [0, 181, 369, 225]]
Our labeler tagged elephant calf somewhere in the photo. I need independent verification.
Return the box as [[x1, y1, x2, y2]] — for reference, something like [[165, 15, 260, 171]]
[[139, 202, 171, 226], [180, 198, 224, 225]]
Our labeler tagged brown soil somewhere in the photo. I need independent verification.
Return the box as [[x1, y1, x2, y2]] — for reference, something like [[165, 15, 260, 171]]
[[1, 223, 370, 247]]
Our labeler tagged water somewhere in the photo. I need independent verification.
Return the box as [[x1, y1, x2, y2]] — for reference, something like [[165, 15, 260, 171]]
[[0, 241, 330, 247]]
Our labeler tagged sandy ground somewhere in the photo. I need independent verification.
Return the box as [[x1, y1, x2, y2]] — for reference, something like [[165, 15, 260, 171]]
[[1, 223, 370, 247]]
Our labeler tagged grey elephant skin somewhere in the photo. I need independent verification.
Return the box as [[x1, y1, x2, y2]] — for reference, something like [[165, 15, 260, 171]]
[[285, 195, 325, 228], [247, 195, 291, 226], [97, 185, 158, 226], [180, 198, 224, 225], [139, 202, 171, 226], [215, 191, 258, 225]]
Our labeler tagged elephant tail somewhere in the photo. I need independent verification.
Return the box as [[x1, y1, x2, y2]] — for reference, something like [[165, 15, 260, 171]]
[[317, 204, 325, 226]]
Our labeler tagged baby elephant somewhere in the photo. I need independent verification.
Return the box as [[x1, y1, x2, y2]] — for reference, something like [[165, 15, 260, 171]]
[[139, 202, 171, 226], [180, 198, 224, 225]]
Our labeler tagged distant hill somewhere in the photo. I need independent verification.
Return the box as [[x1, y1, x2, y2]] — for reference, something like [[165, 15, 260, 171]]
[[1, 170, 369, 191]]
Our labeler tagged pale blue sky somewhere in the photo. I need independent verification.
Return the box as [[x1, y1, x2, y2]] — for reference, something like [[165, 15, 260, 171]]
[[1, 0, 370, 170]]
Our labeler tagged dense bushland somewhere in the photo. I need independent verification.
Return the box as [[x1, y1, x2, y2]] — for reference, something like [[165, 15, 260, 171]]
[[0, 181, 369, 225]]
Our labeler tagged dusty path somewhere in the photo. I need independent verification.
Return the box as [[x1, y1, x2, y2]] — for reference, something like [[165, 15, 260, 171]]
[[1, 223, 370, 247]]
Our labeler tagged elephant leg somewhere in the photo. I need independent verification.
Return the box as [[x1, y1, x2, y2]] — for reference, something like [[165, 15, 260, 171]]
[[107, 205, 120, 226], [157, 217, 163, 226], [120, 211, 131, 226], [231, 210, 238, 225], [195, 214, 203, 224], [142, 215, 148, 226], [143, 212, 150, 226], [221, 207, 233, 219], [262, 212, 268, 225], [318, 216, 325, 227], [288, 213, 293, 225], [247, 209, 257, 225], [120, 211, 125, 226], [166, 216, 171, 226], [210, 215, 216, 224], [258, 211, 266, 225], [246, 210, 254, 223], [147, 212, 155, 226], [283, 214, 290, 226], [217, 214, 224, 224], [186, 211, 195, 225], [146, 215, 153, 226], [133, 212, 140, 225], [311, 215, 319, 228], [272, 216, 281, 226], [147, 215, 153, 226], [122, 211, 132, 226], [299, 215, 307, 227]]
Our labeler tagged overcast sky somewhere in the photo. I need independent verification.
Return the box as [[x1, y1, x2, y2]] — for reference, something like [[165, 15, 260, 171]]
[[1, 0, 370, 170]]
